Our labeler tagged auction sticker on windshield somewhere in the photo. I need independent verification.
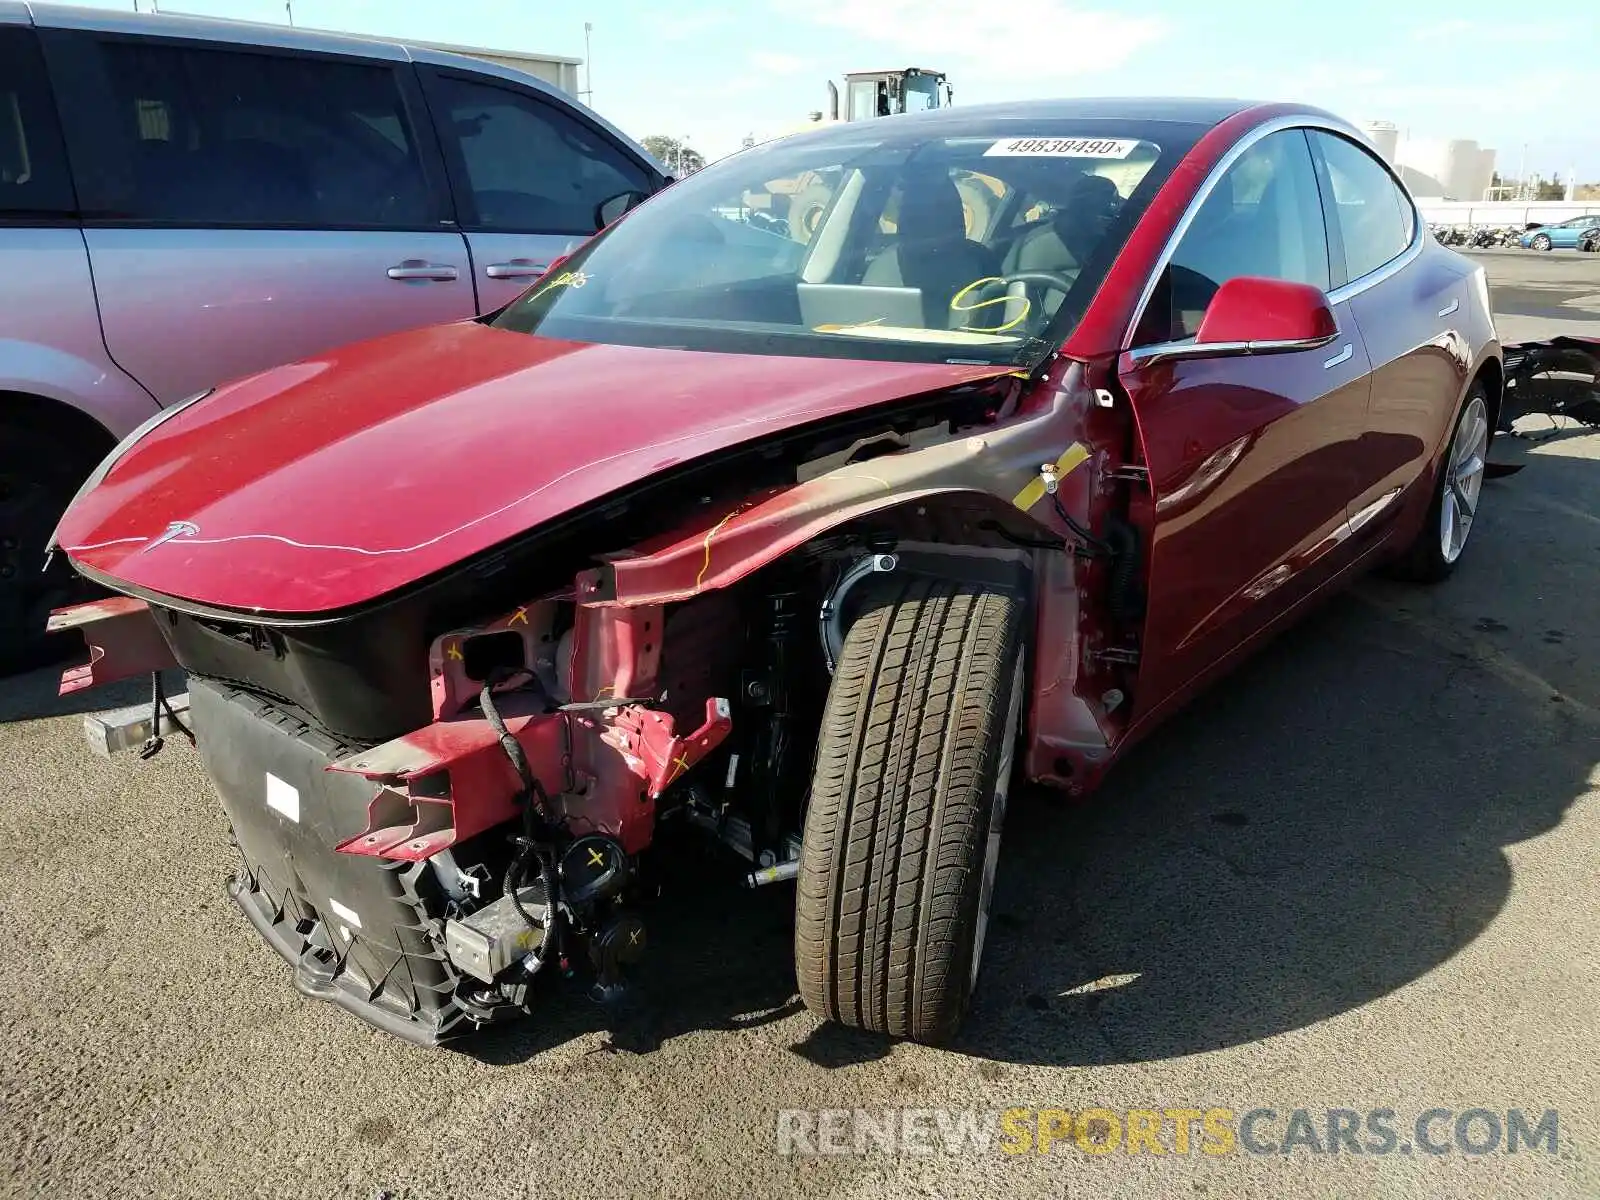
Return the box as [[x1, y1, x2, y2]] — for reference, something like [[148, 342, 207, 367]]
[[984, 137, 1139, 158]]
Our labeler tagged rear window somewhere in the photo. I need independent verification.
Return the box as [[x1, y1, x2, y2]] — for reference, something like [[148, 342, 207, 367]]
[[0, 27, 75, 216]]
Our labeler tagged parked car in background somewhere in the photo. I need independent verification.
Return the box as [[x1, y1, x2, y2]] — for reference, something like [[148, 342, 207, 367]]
[[0, 1, 667, 670], [51, 97, 1501, 1048], [1518, 214, 1600, 250]]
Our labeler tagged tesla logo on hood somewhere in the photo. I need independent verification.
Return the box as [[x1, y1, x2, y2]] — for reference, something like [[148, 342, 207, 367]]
[[141, 520, 200, 553]]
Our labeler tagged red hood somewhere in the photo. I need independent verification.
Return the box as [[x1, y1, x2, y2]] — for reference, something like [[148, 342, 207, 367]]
[[58, 321, 1007, 614]]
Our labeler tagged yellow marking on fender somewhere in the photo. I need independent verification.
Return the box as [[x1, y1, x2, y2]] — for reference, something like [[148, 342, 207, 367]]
[[666, 753, 692, 786], [445, 642, 463, 661], [508, 607, 529, 626], [694, 508, 745, 591], [1012, 442, 1091, 511]]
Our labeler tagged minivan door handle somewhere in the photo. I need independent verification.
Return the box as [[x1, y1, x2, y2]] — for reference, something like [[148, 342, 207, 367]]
[[485, 259, 552, 279], [386, 260, 459, 282], [1437, 298, 1460, 318], [1322, 343, 1354, 369]]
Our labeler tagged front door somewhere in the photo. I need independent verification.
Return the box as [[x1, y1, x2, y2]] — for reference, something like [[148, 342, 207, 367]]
[[1117, 127, 1373, 719], [418, 68, 661, 313], [1310, 131, 1471, 526], [42, 31, 475, 404]]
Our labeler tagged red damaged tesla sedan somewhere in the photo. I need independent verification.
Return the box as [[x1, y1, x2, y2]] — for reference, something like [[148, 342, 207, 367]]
[[48, 98, 1500, 1047]]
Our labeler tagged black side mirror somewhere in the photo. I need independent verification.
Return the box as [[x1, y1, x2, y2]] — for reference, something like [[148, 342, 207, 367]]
[[596, 189, 648, 229]]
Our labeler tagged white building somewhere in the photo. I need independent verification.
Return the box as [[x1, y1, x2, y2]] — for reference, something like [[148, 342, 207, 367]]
[[1359, 120, 1497, 201], [410, 37, 583, 95]]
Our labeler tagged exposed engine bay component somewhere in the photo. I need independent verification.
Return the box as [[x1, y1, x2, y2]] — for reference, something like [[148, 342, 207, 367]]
[[1502, 337, 1600, 431], [683, 790, 804, 867], [819, 553, 897, 674], [444, 880, 550, 984], [430, 847, 489, 906], [560, 835, 631, 906], [589, 911, 648, 1002], [745, 860, 801, 888]]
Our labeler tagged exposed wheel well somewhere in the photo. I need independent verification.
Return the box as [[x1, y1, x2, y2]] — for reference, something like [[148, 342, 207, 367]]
[[1474, 357, 1503, 432], [0, 391, 118, 469]]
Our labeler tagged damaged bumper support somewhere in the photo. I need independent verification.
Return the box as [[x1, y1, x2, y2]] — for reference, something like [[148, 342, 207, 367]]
[[51, 594, 732, 1042]]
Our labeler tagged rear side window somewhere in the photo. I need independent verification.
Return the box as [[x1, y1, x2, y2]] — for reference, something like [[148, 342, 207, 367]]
[[431, 74, 651, 234], [1313, 131, 1415, 284], [0, 28, 74, 216], [57, 37, 434, 227], [1135, 128, 1329, 345]]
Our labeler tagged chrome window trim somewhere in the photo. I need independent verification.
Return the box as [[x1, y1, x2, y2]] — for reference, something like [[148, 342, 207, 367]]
[[1127, 330, 1338, 368], [1121, 114, 1424, 352]]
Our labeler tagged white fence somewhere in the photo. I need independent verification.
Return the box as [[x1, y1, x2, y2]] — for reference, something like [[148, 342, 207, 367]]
[[1416, 200, 1600, 228]]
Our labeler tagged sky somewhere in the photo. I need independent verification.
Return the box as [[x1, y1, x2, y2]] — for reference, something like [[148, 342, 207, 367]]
[[84, 0, 1600, 181]]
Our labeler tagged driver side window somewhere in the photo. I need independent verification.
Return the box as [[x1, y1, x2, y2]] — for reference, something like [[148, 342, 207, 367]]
[[1134, 128, 1330, 346]]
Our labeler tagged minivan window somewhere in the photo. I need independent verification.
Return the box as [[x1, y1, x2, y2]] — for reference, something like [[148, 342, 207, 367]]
[[1313, 131, 1414, 284], [65, 39, 433, 227], [433, 74, 651, 234], [0, 28, 74, 216], [1135, 128, 1329, 345]]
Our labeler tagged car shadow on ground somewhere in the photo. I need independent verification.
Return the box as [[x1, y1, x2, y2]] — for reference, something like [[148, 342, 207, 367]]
[[470, 512, 1593, 1071], [0, 659, 172, 723]]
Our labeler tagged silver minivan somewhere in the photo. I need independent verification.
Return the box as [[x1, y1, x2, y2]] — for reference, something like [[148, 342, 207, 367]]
[[0, 1, 668, 669]]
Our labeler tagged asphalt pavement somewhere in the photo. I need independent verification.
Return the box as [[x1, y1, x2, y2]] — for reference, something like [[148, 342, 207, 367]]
[[2, 249, 1598, 1200]]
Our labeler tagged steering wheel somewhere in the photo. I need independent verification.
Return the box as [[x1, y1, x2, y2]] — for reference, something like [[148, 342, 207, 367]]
[[1001, 270, 1077, 297]]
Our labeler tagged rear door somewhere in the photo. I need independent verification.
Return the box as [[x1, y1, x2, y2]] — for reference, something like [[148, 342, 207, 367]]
[[1116, 127, 1373, 719], [1311, 131, 1469, 528], [417, 65, 661, 312], [40, 26, 474, 404]]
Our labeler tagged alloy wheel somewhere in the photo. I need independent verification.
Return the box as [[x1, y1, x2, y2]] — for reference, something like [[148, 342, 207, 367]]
[[1441, 395, 1488, 564], [969, 660, 1024, 990]]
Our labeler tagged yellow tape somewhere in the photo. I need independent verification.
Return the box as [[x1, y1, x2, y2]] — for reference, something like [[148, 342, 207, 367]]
[[694, 507, 745, 591], [949, 276, 1031, 334], [1012, 442, 1091, 510]]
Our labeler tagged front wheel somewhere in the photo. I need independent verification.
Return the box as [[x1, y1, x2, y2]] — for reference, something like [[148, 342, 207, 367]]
[[1532, 233, 1553, 251], [794, 574, 1025, 1045]]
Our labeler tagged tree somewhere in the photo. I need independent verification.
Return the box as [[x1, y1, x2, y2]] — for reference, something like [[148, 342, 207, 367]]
[[641, 135, 705, 175]]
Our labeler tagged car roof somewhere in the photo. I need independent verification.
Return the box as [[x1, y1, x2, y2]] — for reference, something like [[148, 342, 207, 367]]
[[16, 1, 667, 177], [769, 96, 1269, 157], [878, 96, 1261, 129], [23, 1, 412, 59]]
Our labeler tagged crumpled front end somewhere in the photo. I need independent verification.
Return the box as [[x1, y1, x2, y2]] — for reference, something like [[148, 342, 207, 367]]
[[52, 352, 1148, 1044]]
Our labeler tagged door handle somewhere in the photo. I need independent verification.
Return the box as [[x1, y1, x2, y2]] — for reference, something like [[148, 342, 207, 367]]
[[1322, 343, 1353, 369], [386, 260, 459, 282], [485, 259, 552, 279], [1437, 298, 1460, 318]]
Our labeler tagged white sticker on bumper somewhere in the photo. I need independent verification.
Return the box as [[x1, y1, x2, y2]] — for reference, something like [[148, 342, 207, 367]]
[[265, 773, 300, 822]]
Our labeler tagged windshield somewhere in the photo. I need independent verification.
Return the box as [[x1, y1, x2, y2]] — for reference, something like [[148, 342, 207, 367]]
[[491, 123, 1172, 367]]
